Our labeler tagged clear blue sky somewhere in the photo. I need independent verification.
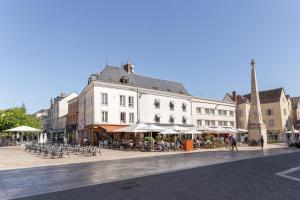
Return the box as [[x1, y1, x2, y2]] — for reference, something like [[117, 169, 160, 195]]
[[1, 0, 300, 113]]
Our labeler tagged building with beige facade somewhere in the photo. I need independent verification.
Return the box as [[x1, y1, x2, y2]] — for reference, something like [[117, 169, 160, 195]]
[[224, 88, 293, 140], [291, 97, 300, 130], [67, 97, 79, 143]]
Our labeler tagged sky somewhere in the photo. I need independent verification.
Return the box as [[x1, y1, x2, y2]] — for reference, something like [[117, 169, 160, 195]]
[[0, 0, 300, 113]]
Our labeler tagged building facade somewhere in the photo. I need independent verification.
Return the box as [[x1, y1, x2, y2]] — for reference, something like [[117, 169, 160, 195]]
[[67, 97, 79, 143], [45, 92, 78, 142], [77, 64, 236, 145], [291, 97, 300, 130], [224, 88, 293, 138]]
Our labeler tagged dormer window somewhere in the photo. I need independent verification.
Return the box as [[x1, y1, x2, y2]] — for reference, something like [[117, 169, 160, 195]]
[[182, 103, 186, 112], [154, 99, 160, 109], [120, 76, 129, 84], [169, 116, 175, 124], [182, 117, 187, 124], [169, 101, 175, 111], [154, 114, 160, 123]]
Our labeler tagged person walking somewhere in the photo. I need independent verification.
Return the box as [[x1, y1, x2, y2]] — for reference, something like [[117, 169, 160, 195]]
[[228, 135, 233, 151], [231, 135, 238, 151], [260, 135, 264, 149]]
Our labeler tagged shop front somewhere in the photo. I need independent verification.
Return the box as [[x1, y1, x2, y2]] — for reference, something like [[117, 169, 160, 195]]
[[83, 124, 128, 146]]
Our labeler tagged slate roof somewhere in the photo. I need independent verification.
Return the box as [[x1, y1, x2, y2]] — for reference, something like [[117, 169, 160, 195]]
[[291, 97, 300, 109], [95, 66, 190, 95], [243, 88, 284, 104]]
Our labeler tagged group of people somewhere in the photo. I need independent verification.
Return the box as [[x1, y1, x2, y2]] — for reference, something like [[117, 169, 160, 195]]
[[225, 134, 265, 151], [225, 135, 238, 151], [93, 134, 267, 152]]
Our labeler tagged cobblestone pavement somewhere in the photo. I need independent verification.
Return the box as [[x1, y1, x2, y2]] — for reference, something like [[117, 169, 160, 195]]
[[0, 147, 298, 200], [0, 144, 286, 171], [16, 150, 300, 200]]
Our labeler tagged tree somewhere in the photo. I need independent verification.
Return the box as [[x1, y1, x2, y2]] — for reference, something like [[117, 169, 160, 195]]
[[0, 107, 42, 132]]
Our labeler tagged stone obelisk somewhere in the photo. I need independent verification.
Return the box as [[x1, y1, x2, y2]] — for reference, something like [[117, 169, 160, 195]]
[[248, 59, 267, 145]]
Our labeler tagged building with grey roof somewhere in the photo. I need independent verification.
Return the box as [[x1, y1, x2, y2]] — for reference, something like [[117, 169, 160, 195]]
[[76, 62, 236, 145]]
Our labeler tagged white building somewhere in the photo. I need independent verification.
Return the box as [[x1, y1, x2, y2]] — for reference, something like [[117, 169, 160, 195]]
[[45, 92, 78, 142], [77, 63, 236, 145], [191, 97, 236, 127]]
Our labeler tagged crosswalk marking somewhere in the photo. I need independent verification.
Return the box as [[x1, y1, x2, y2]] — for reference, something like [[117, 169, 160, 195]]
[[275, 166, 300, 182]]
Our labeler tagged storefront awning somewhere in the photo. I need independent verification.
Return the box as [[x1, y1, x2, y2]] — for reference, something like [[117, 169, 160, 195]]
[[95, 125, 128, 132]]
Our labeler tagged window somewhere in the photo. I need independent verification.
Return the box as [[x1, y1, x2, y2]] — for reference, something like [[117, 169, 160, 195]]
[[205, 120, 210, 126], [129, 113, 134, 123], [223, 110, 227, 116], [154, 99, 160, 109], [120, 112, 126, 123], [210, 109, 215, 115], [169, 101, 175, 110], [269, 119, 275, 127], [270, 119, 277, 127], [182, 103, 187, 112], [205, 108, 210, 115], [120, 76, 129, 84], [218, 110, 222, 115], [218, 121, 223, 126], [101, 93, 108, 105], [283, 109, 287, 116], [169, 116, 174, 124], [211, 121, 215, 126], [230, 121, 234, 127], [197, 120, 202, 126], [182, 117, 187, 124], [229, 111, 234, 117], [129, 96, 134, 107], [102, 111, 108, 123], [196, 107, 201, 114], [154, 115, 160, 123], [120, 95, 126, 107], [223, 121, 228, 126], [266, 109, 273, 116]]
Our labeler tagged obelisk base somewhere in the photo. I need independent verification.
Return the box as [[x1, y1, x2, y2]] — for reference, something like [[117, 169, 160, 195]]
[[248, 123, 267, 146]]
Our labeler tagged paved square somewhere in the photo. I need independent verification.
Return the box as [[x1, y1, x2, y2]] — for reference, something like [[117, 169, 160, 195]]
[[0, 147, 298, 200]]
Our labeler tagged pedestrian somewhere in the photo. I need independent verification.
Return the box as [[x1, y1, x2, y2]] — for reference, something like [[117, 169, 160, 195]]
[[260, 135, 264, 149], [228, 135, 233, 150], [231, 136, 238, 151]]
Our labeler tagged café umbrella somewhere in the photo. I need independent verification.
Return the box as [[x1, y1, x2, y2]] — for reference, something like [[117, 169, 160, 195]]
[[4, 125, 43, 141], [172, 125, 189, 132], [160, 129, 179, 135], [43, 132, 48, 144], [39, 133, 44, 144]]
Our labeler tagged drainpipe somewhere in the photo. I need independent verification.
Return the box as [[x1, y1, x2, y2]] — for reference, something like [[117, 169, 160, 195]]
[[137, 89, 143, 124], [137, 89, 140, 123], [190, 98, 193, 126]]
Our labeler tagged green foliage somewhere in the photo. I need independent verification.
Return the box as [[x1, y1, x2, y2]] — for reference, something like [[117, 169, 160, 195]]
[[144, 136, 155, 142], [0, 107, 42, 132], [155, 135, 162, 141]]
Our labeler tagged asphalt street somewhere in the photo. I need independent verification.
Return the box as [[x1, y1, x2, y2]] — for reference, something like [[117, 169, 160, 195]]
[[14, 151, 300, 200]]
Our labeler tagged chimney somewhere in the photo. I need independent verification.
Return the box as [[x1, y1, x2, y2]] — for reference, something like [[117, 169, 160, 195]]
[[123, 60, 134, 74], [232, 91, 236, 101]]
